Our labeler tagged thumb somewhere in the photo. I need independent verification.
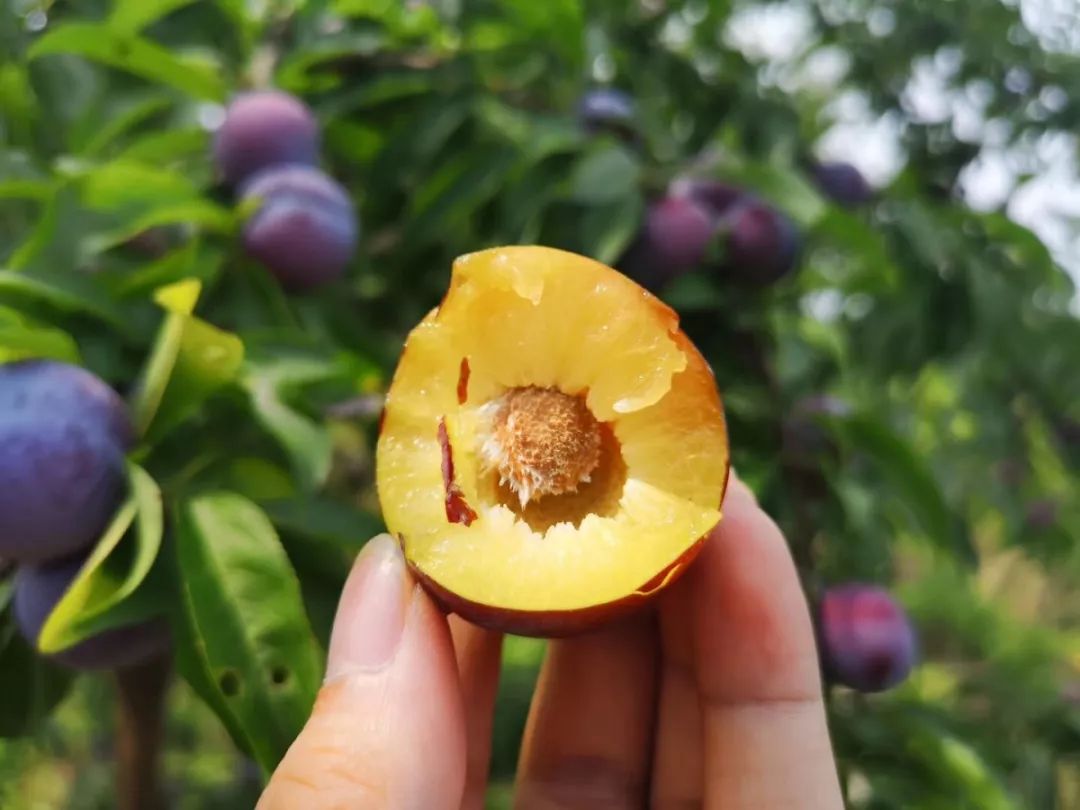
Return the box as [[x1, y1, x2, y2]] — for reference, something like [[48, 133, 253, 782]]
[[258, 534, 467, 810]]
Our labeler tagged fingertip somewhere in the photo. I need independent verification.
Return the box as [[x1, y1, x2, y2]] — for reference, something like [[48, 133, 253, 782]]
[[261, 551, 467, 810], [721, 468, 758, 508], [325, 533, 410, 681]]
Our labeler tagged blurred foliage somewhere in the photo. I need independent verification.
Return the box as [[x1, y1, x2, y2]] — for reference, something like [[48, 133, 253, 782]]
[[1, 0, 1079, 807]]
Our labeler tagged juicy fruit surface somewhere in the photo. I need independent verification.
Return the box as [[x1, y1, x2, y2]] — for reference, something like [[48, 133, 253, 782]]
[[377, 246, 728, 615], [213, 90, 319, 186], [819, 584, 917, 693], [0, 361, 132, 563], [241, 165, 358, 290], [15, 556, 169, 671]]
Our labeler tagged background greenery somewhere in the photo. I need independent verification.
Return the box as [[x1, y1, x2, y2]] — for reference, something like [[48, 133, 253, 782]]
[[1, 0, 1079, 807]]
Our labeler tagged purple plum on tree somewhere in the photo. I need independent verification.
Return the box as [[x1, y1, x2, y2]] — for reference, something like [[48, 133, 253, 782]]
[[809, 160, 874, 207], [241, 165, 359, 292], [14, 555, 169, 671], [0, 361, 132, 564], [818, 584, 918, 693], [719, 198, 802, 286], [213, 90, 319, 187]]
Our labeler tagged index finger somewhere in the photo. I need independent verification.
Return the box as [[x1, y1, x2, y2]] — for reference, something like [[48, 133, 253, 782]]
[[654, 474, 844, 809]]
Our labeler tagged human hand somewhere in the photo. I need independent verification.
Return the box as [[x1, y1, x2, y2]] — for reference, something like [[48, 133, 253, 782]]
[[257, 473, 844, 809]]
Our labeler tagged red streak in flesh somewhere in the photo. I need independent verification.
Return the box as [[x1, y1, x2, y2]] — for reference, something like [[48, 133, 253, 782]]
[[438, 417, 478, 526], [457, 357, 470, 404]]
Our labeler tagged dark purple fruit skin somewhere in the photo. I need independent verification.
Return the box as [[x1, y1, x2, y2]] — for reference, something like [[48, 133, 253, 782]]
[[819, 585, 917, 693], [720, 199, 802, 285], [644, 195, 717, 274], [678, 178, 744, 219], [810, 161, 874, 207], [577, 88, 636, 135], [0, 361, 132, 564], [213, 91, 319, 187], [241, 165, 358, 292], [620, 194, 716, 290], [14, 556, 169, 671]]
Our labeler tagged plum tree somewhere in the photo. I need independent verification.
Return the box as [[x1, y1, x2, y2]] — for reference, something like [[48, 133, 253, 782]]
[[718, 198, 802, 285], [0, 361, 132, 563], [14, 555, 169, 671], [818, 584, 918, 693], [576, 87, 636, 138], [809, 160, 874, 207], [212, 90, 319, 187], [241, 165, 359, 292]]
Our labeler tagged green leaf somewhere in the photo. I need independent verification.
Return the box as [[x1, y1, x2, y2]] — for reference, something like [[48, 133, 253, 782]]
[[0, 323, 81, 364], [38, 464, 165, 653], [578, 193, 644, 266], [837, 414, 976, 563], [568, 145, 641, 204], [80, 159, 200, 211], [320, 72, 437, 117], [29, 23, 226, 101], [116, 126, 208, 164], [0, 177, 52, 202], [406, 147, 518, 245], [78, 93, 174, 157], [814, 209, 902, 292], [149, 316, 244, 442], [475, 98, 583, 162], [245, 374, 333, 492], [133, 299, 244, 443], [109, 0, 201, 34], [82, 199, 234, 257], [0, 620, 73, 738], [906, 721, 1020, 810], [0, 269, 132, 332], [226, 458, 297, 501], [172, 492, 323, 774], [5, 186, 78, 272], [240, 348, 364, 492], [262, 497, 383, 553], [113, 241, 225, 298]]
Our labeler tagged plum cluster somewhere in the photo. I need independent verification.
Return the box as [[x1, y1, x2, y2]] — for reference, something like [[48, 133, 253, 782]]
[[619, 178, 803, 291], [576, 88, 873, 291], [213, 90, 358, 292], [0, 361, 167, 670]]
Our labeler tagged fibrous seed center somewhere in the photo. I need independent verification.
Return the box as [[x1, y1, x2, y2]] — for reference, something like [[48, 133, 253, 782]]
[[479, 386, 602, 507]]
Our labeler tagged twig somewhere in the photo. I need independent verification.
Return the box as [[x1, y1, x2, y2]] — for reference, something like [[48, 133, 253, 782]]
[[114, 652, 172, 810]]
